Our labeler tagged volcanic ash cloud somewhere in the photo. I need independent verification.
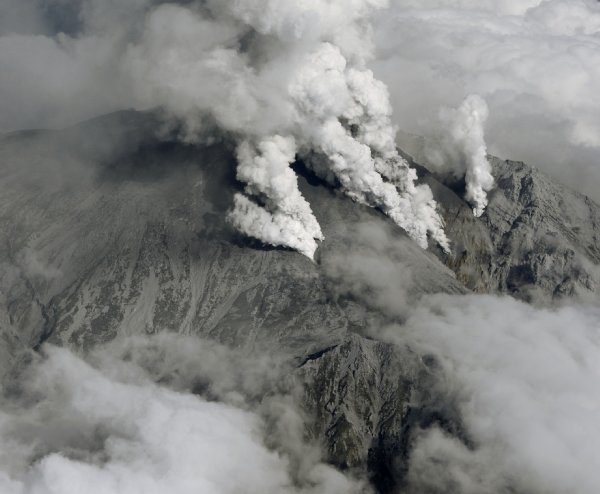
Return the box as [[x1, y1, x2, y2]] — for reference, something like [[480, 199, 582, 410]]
[[126, 1, 450, 258]]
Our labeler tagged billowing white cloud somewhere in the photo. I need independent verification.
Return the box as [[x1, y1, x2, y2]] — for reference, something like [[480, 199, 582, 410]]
[[0, 0, 451, 258], [389, 295, 600, 494], [230, 136, 323, 259], [126, 3, 450, 256], [428, 95, 495, 217], [287, 43, 449, 251], [0, 337, 368, 494]]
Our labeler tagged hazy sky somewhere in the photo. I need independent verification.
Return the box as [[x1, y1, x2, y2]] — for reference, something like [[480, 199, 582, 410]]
[[374, 0, 600, 199], [1, 0, 599, 201]]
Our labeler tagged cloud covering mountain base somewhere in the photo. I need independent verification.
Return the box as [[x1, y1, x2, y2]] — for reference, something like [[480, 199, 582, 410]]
[[399, 296, 600, 494], [3, 266, 600, 494], [323, 220, 600, 493], [0, 337, 368, 494]]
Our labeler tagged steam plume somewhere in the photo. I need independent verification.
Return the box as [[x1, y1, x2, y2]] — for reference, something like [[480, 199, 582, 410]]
[[446, 95, 495, 217], [126, 1, 449, 257], [229, 136, 323, 259], [432, 95, 496, 217]]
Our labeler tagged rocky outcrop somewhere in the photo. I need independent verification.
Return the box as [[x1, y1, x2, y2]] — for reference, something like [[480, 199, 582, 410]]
[[401, 133, 600, 302]]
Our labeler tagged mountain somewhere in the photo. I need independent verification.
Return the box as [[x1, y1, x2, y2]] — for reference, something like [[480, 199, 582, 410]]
[[402, 131, 600, 301], [1, 110, 599, 492]]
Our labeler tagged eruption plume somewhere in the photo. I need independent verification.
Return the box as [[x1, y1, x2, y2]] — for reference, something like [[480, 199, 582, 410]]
[[445, 95, 495, 217], [126, 0, 450, 257], [229, 136, 324, 259]]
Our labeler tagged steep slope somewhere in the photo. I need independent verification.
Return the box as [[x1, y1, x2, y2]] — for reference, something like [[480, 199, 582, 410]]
[[297, 333, 460, 493]]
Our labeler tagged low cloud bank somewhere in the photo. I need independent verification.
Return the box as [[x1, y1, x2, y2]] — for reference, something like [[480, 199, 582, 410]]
[[0, 335, 368, 494], [395, 295, 600, 494], [322, 219, 600, 493]]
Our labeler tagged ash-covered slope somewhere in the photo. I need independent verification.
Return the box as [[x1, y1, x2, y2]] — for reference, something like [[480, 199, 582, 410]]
[[2, 110, 600, 492], [0, 110, 462, 375]]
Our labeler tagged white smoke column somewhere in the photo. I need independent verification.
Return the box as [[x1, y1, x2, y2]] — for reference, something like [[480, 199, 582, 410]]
[[344, 66, 449, 249], [290, 43, 450, 251], [229, 136, 323, 259], [124, 0, 449, 256], [442, 95, 495, 217]]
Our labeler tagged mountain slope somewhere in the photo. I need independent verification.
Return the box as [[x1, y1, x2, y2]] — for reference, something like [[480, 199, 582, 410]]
[[0, 111, 463, 374], [2, 110, 600, 492]]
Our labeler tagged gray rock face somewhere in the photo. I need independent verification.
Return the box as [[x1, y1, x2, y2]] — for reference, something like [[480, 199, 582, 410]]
[[484, 157, 600, 300], [425, 158, 600, 301], [401, 133, 600, 302], [297, 334, 444, 492], [300, 335, 416, 468], [1, 111, 599, 492]]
